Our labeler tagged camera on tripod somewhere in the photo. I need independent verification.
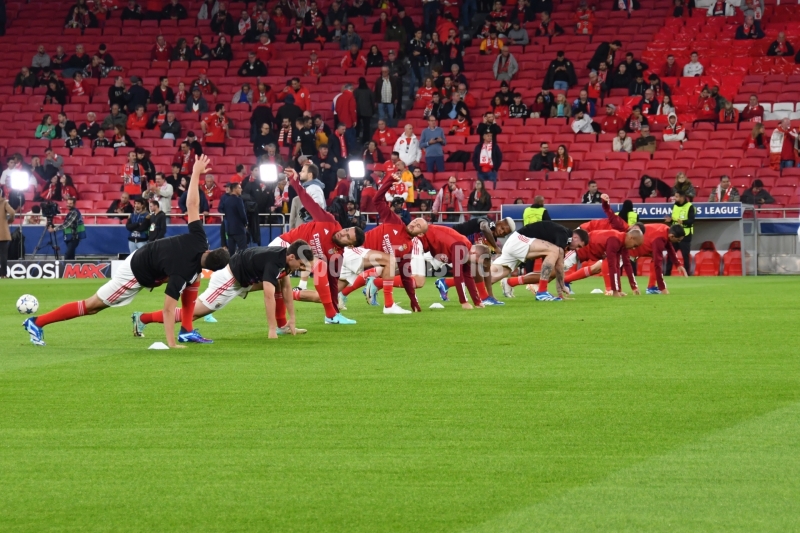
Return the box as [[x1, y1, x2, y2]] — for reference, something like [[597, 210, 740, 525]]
[[40, 201, 60, 226]]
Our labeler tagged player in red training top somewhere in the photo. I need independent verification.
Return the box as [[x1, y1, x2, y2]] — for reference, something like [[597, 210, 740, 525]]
[[572, 225, 643, 297], [421, 224, 486, 309], [270, 164, 365, 325], [338, 175, 428, 314], [629, 224, 687, 294], [561, 195, 644, 295], [434, 216, 516, 305]]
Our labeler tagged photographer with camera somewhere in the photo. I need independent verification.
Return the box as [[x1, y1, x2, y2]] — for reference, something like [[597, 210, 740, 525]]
[[48, 197, 85, 260]]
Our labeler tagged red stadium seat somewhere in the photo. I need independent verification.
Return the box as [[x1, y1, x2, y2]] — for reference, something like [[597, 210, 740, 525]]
[[694, 241, 722, 276], [723, 241, 743, 276]]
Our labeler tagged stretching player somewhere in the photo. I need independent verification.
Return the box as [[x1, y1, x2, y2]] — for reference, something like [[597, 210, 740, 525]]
[[270, 165, 364, 325], [435, 216, 516, 305], [499, 221, 588, 298], [422, 224, 486, 309], [23, 155, 230, 347], [342, 175, 427, 312], [567, 226, 643, 296], [133, 241, 314, 339], [488, 224, 575, 301], [559, 195, 644, 295], [629, 224, 687, 294]]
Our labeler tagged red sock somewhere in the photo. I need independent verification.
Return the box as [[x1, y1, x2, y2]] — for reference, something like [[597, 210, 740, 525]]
[[179, 279, 200, 332], [35, 300, 86, 327], [564, 266, 591, 283], [601, 260, 612, 291], [507, 275, 526, 287], [445, 278, 456, 287], [383, 283, 394, 307], [537, 279, 549, 293], [476, 281, 489, 300], [275, 291, 287, 327], [342, 268, 376, 295], [392, 275, 404, 288], [140, 308, 180, 324], [313, 260, 337, 319], [292, 289, 301, 300]]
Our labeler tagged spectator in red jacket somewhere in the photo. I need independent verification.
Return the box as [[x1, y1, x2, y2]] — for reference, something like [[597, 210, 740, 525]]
[[335, 83, 358, 152], [372, 120, 397, 148], [694, 87, 717, 123], [740, 94, 764, 123], [126, 105, 148, 131], [151, 35, 172, 62], [661, 54, 680, 77], [276, 77, 312, 112], [599, 103, 623, 134], [340, 43, 367, 69]]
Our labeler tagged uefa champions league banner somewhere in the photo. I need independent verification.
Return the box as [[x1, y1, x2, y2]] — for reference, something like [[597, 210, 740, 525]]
[[501, 202, 744, 221]]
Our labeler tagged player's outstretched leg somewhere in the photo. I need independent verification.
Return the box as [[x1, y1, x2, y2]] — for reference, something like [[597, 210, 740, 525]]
[[24, 295, 109, 346]]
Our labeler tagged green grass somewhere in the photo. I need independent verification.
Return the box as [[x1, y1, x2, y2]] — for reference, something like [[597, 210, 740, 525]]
[[1, 276, 799, 532]]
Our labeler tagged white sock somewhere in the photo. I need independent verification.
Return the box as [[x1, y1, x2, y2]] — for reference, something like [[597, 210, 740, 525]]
[[298, 280, 308, 290]]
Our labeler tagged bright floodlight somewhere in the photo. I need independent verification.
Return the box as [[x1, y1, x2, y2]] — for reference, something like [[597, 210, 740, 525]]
[[259, 163, 278, 183], [348, 160, 365, 179], [9, 170, 30, 191]]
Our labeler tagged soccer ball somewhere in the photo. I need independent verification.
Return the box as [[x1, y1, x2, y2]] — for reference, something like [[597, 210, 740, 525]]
[[16, 294, 39, 315]]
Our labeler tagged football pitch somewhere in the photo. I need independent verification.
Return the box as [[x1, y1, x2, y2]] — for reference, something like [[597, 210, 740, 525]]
[[1, 276, 799, 532]]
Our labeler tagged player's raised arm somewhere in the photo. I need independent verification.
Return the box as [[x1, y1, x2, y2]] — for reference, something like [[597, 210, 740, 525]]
[[285, 167, 335, 222], [188, 154, 212, 224], [374, 175, 402, 224], [601, 195, 628, 231]]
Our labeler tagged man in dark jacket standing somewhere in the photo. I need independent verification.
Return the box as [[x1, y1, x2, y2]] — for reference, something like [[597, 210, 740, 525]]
[[219, 182, 249, 254], [587, 40, 621, 71], [126, 75, 150, 114], [472, 132, 502, 187]]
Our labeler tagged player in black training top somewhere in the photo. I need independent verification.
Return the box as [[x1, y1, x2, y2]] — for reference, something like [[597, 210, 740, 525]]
[[23, 154, 230, 348], [487, 220, 589, 302], [434, 215, 517, 305], [133, 242, 314, 340], [499, 221, 590, 299]]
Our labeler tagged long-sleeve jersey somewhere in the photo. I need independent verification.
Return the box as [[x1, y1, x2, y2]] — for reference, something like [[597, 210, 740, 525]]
[[362, 177, 420, 309], [420, 225, 471, 260], [629, 223, 681, 291], [362, 178, 414, 256], [420, 225, 480, 305], [582, 229, 637, 292], [579, 200, 629, 233], [281, 177, 342, 261]]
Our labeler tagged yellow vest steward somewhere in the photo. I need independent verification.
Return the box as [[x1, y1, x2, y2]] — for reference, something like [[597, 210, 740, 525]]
[[672, 202, 693, 235]]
